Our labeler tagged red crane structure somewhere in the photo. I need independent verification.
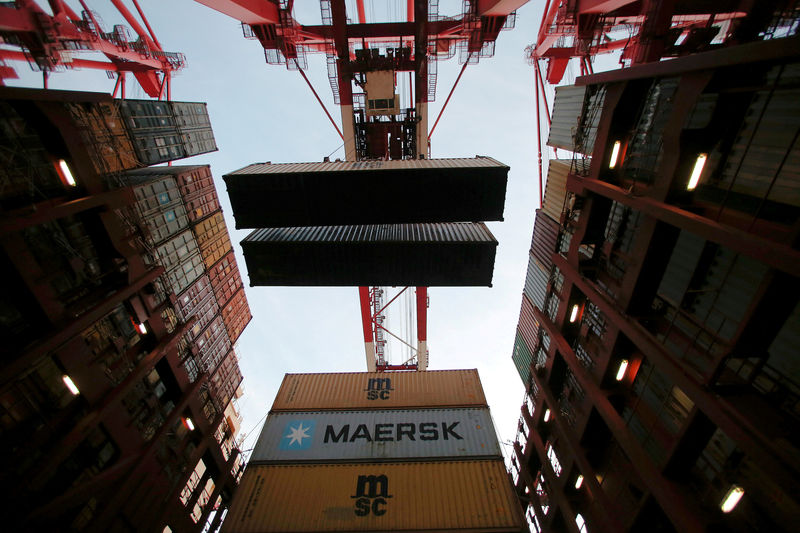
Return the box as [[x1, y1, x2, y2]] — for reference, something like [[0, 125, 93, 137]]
[[196, 0, 526, 372], [525, 0, 787, 207], [0, 0, 184, 98]]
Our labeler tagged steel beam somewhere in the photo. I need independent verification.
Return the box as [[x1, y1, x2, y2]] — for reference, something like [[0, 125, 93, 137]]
[[532, 302, 707, 533], [578, 33, 800, 85], [476, 0, 529, 16], [416, 287, 427, 371], [193, 0, 280, 24], [568, 176, 800, 278]]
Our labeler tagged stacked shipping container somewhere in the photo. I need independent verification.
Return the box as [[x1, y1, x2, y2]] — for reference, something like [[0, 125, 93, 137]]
[[225, 157, 508, 288], [125, 165, 252, 407], [119, 99, 218, 166], [512, 161, 567, 386], [223, 370, 525, 532]]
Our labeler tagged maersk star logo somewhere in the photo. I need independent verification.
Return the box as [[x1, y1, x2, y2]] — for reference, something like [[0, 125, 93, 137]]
[[280, 420, 316, 450]]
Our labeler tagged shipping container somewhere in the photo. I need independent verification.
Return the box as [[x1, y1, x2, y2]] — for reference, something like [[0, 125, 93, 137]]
[[512, 332, 534, 385], [541, 160, 569, 224], [523, 255, 549, 311], [129, 176, 189, 245], [241, 223, 498, 287], [518, 294, 540, 355], [224, 157, 509, 228], [194, 212, 229, 251], [222, 460, 525, 532], [175, 274, 220, 338], [221, 287, 251, 343], [178, 166, 221, 223], [194, 315, 232, 373], [548, 85, 604, 154], [65, 101, 139, 174], [119, 100, 217, 165], [251, 408, 501, 463], [210, 349, 243, 408], [271, 370, 487, 411], [209, 251, 244, 304], [154, 229, 205, 294], [530, 210, 559, 268]]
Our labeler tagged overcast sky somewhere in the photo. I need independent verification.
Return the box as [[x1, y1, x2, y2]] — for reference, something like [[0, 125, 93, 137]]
[[8, 0, 585, 463]]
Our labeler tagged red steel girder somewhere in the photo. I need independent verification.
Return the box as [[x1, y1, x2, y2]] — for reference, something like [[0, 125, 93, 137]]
[[415, 287, 427, 344], [476, 0, 528, 16], [298, 20, 462, 42], [194, 0, 281, 24]]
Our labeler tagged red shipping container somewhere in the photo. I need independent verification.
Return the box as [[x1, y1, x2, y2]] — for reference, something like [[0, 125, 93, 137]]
[[221, 287, 252, 344], [209, 251, 244, 306]]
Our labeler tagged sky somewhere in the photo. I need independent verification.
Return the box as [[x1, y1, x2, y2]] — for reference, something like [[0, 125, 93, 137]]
[[7, 0, 586, 464]]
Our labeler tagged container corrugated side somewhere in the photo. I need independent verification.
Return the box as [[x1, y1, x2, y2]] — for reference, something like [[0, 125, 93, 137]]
[[512, 332, 533, 385], [523, 256, 549, 311], [518, 294, 540, 355], [227, 156, 508, 175], [548, 85, 586, 151], [251, 408, 501, 463], [541, 159, 570, 223], [243, 222, 497, 244], [530, 210, 559, 268], [271, 370, 487, 411], [222, 460, 525, 533]]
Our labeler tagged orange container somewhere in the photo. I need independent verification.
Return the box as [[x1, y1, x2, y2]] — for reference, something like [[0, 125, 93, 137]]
[[271, 370, 487, 411], [222, 460, 524, 532]]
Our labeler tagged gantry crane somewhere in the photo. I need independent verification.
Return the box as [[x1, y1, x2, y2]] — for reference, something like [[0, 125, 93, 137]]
[[196, 0, 526, 371], [0, 0, 184, 98]]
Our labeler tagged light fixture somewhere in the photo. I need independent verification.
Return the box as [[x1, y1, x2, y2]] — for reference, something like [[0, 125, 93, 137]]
[[183, 417, 196, 431], [615, 359, 629, 381], [58, 159, 77, 187], [574, 475, 584, 489], [136, 322, 148, 334], [543, 408, 551, 422], [62, 375, 80, 395], [609, 141, 621, 169], [569, 304, 580, 323], [720, 484, 745, 513], [687, 153, 707, 190]]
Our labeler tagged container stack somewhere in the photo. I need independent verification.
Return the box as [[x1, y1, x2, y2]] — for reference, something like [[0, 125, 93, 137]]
[[223, 157, 509, 287], [511, 159, 568, 385], [222, 370, 525, 532], [119, 99, 218, 166]]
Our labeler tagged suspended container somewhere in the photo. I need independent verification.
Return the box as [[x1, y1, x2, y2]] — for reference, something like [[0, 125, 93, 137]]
[[251, 408, 501, 463], [222, 460, 525, 532], [240, 223, 498, 286], [271, 370, 487, 411], [223, 157, 509, 228]]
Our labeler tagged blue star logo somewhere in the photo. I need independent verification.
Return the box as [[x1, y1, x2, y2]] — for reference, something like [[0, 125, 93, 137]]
[[280, 420, 316, 450]]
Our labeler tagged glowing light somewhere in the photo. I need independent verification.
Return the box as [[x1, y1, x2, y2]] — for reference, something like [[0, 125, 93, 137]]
[[58, 159, 77, 186], [62, 375, 80, 395], [720, 485, 745, 513], [137, 322, 148, 334], [183, 417, 196, 431], [615, 359, 629, 381], [575, 475, 584, 489], [543, 408, 551, 422], [687, 153, 707, 190], [569, 304, 580, 323], [609, 141, 621, 169]]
